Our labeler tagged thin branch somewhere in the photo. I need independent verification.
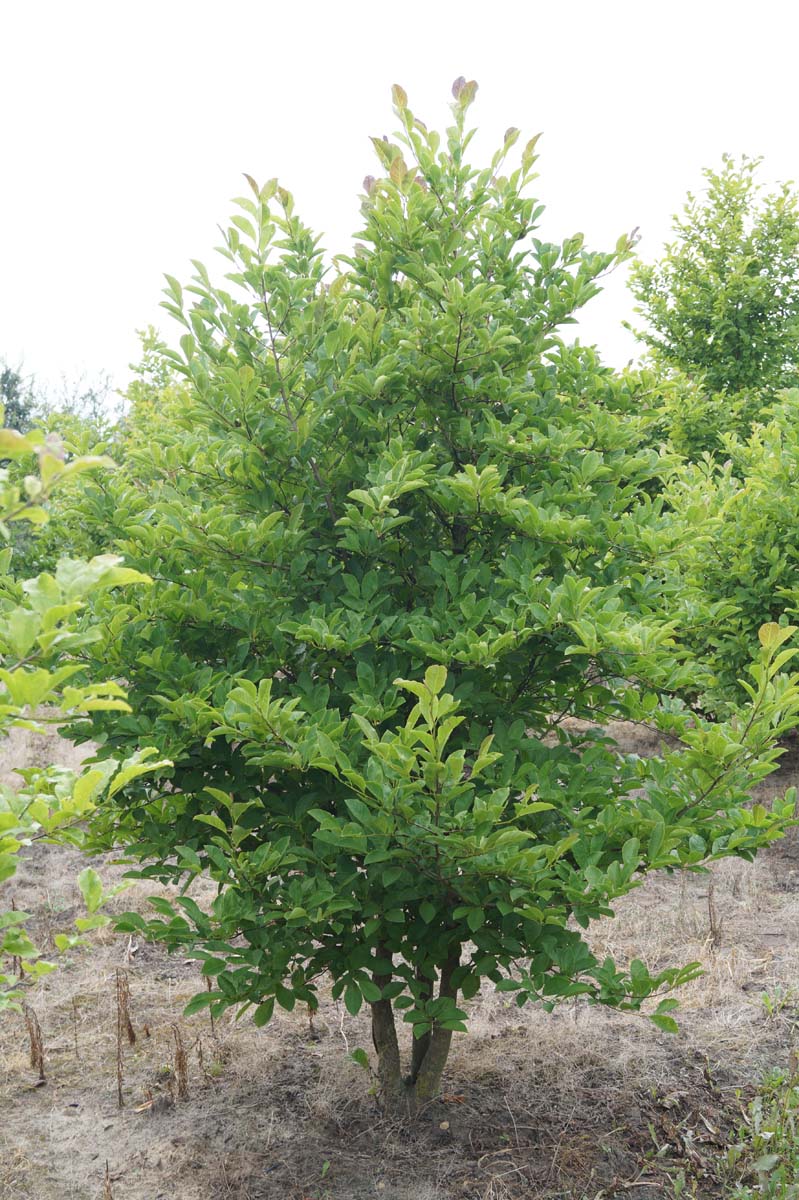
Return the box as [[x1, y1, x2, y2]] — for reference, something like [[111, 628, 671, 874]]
[[258, 280, 338, 522]]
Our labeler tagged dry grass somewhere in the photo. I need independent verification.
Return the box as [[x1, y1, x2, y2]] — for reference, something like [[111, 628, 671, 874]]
[[2, 724, 799, 1198]]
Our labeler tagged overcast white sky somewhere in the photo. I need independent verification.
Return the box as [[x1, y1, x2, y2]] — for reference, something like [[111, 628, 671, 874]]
[[2, 0, 798, 395]]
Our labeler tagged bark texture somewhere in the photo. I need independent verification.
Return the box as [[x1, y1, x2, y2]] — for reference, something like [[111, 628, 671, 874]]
[[370, 949, 460, 1118]]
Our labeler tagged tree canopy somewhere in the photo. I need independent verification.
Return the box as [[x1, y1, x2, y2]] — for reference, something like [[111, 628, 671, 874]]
[[630, 155, 799, 399]]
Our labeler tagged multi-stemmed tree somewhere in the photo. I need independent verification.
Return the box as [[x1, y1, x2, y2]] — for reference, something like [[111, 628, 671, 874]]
[[68, 83, 799, 1114]]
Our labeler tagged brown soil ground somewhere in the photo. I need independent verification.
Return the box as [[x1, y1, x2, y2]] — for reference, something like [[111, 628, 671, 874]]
[[3, 725, 799, 1200]]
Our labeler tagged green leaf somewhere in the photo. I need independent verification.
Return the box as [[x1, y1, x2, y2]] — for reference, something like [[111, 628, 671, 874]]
[[359, 978, 382, 1003], [54, 933, 79, 951], [74, 914, 111, 932], [107, 750, 172, 799], [466, 907, 485, 933], [759, 622, 795, 651], [5, 609, 41, 657], [344, 982, 362, 1016], [253, 997, 275, 1027], [73, 766, 114, 808], [349, 1047, 371, 1070], [200, 958, 228, 976], [0, 428, 34, 456], [183, 991, 216, 1016], [77, 867, 104, 914], [275, 984, 295, 1012], [194, 813, 229, 835], [176, 845, 202, 872], [423, 664, 447, 695]]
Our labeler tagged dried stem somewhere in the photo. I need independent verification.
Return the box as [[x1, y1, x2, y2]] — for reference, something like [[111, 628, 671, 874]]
[[116, 969, 136, 1045], [173, 1024, 189, 1100], [23, 1002, 45, 1083], [205, 972, 216, 1038], [11, 898, 21, 978], [707, 877, 722, 949], [72, 996, 79, 1059], [115, 968, 135, 1108]]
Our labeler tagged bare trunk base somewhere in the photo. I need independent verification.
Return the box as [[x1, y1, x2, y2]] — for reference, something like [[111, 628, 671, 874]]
[[370, 951, 459, 1118], [374, 1035, 453, 1119]]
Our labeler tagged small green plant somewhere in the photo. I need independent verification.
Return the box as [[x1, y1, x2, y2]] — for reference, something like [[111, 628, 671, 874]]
[[760, 986, 799, 1023], [668, 1169, 700, 1199], [724, 1070, 799, 1197]]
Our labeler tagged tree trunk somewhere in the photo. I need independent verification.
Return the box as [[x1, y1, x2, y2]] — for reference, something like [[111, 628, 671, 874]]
[[370, 947, 460, 1118], [408, 951, 458, 1107], [408, 965, 433, 1085], [371, 994, 408, 1112], [408, 1028, 431, 1084], [371, 946, 407, 1113], [409, 1023, 454, 1106]]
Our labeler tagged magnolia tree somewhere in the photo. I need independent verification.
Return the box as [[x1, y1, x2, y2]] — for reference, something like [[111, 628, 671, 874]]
[[631, 155, 799, 393], [72, 83, 799, 1114], [629, 155, 799, 457], [664, 393, 799, 709]]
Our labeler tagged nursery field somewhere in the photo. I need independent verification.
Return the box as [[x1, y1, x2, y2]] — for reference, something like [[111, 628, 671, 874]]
[[3, 724, 799, 1200]]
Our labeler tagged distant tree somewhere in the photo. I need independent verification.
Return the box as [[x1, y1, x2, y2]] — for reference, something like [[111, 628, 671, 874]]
[[629, 156, 799, 400], [126, 326, 180, 401], [0, 361, 122, 577], [0, 363, 36, 433]]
